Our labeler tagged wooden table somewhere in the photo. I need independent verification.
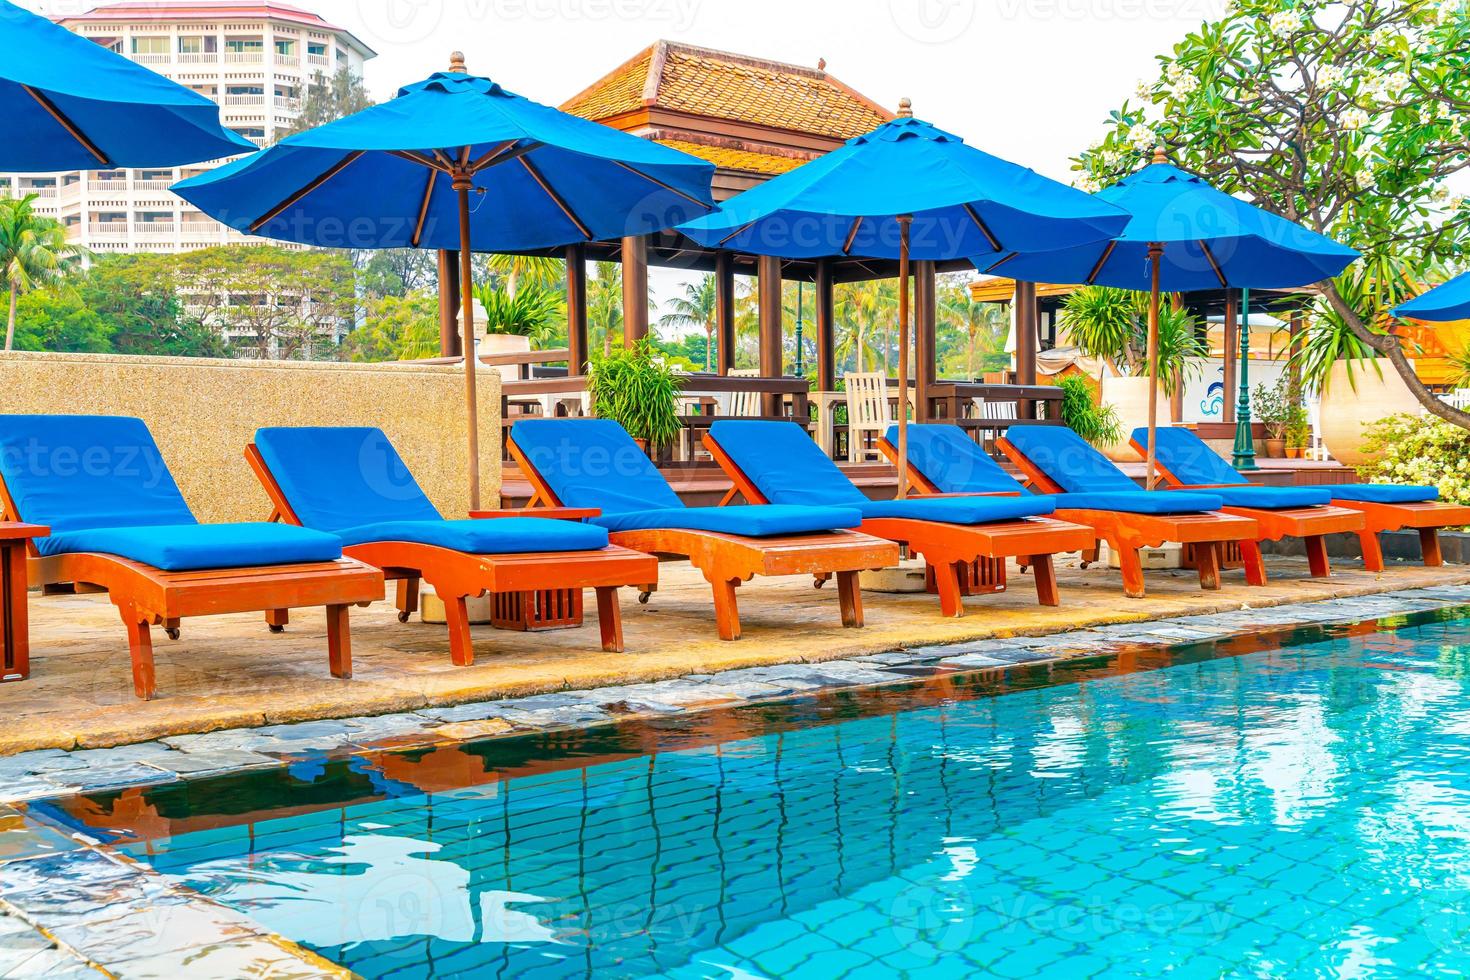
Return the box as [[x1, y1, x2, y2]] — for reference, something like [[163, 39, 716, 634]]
[[926, 382, 1064, 422], [2, 523, 47, 683]]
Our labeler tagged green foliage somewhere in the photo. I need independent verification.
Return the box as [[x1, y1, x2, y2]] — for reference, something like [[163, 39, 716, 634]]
[[658, 275, 718, 372], [344, 292, 440, 362], [10, 289, 111, 352], [1049, 375, 1123, 446], [1, 193, 88, 350], [1252, 375, 1308, 440], [357, 249, 438, 299], [1362, 413, 1470, 508], [77, 254, 181, 354], [938, 282, 1009, 377], [473, 281, 565, 345], [1060, 286, 1206, 393], [283, 68, 373, 138], [587, 339, 683, 451]]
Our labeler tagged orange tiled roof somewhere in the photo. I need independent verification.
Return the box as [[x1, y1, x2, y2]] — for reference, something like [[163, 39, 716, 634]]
[[563, 41, 891, 140], [655, 138, 806, 176]]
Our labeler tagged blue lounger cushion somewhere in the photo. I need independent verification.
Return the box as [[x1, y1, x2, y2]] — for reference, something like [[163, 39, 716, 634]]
[[1049, 491, 1225, 515], [41, 523, 343, 572], [709, 419, 1056, 527], [333, 517, 609, 552], [511, 419, 860, 537], [1325, 484, 1439, 504], [1193, 485, 1333, 509], [254, 426, 443, 532], [592, 504, 860, 536], [890, 424, 1029, 495], [1003, 425, 1142, 495], [0, 414, 344, 569], [1129, 426, 1435, 506]]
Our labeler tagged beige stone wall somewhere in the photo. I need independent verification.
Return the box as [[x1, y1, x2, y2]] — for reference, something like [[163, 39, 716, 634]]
[[0, 352, 501, 523]]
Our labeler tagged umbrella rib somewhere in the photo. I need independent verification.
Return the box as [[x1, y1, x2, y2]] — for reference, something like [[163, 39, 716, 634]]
[[249, 150, 364, 232], [841, 217, 863, 255], [472, 141, 545, 174], [411, 169, 437, 247], [1084, 241, 1117, 285], [984, 252, 1020, 273], [963, 204, 1002, 251], [23, 85, 110, 166], [391, 150, 450, 173], [612, 161, 709, 208], [433, 149, 458, 170], [1199, 240, 1228, 287], [717, 220, 756, 246], [518, 156, 593, 239]]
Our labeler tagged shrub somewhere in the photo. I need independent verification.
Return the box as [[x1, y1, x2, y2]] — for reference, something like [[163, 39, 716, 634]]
[[587, 339, 683, 452], [1360, 413, 1470, 507], [1048, 374, 1122, 447]]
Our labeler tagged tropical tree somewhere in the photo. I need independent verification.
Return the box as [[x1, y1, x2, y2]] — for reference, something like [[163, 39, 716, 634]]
[[658, 275, 718, 371], [587, 262, 624, 356], [10, 288, 112, 353], [343, 292, 440, 362], [939, 287, 1009, 377], [1074, 0, 1470, 425], [0, 194, 87, 351], [282, 68, 372, 138], [486, 253, 563, 299], [833, 279, 894, 376], [473, 280, 565, 347]]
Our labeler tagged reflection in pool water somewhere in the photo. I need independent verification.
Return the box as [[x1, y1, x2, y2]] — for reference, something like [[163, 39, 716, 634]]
[[55, 615, 1470, 977]]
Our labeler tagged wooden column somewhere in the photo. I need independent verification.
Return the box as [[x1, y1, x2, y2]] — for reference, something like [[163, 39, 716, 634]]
[[621, 234, 649, 347], [715, 251, 736, 375], [437, 249, 461, 357], [1221, 290, 1238, 424], [758, 254, 783, 415], [1287, 311, 1304, 398], [565, 244, 588, 375], [1014, 279, 1038, 418], [815, 258, 835, 393], [914, 260, 937, 421]]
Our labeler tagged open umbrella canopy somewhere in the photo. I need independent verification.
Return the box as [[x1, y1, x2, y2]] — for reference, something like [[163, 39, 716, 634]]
[[1395, 271, 1470, 323], [677, 114, 1128, 260], [174, 69, 716, 251], [0, 0, 252, 170], [977, 161, 1359, 289]]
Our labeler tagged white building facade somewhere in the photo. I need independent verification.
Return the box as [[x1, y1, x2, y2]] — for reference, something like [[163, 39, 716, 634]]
[[0, 1, 374, 256]]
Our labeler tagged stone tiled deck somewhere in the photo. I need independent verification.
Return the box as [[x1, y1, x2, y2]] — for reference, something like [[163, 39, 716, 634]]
[[4, 556, 1469, 758], [1, 578, 1468, 977]]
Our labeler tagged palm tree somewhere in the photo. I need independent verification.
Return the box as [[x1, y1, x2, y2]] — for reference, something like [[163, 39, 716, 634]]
[[587, 262, 623, 356], [1, 195, 86, 351], [658, 275, 718, 371], [833, 280, 893, 376], [486, 253, 562, 299], [939, 291, 1008, 377]]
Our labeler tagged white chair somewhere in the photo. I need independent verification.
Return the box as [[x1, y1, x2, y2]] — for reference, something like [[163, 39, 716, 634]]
[[728, 368, 762, 418], [974, 398, 1018, 422], [843, 371, 891, 462]]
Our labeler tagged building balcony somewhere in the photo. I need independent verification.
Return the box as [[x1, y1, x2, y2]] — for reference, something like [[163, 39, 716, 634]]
[[134, 222, 177, 236], [222, 94, 265, 106], [134, 179, 175, 192], [131, 53, 168, 65], [225, 51, 264, 64], [178, 52, 220, 64], [308, 54, 329, 67], [88, 222, 129, 235], [86, 180, 129, 194], [276, 55, 301, 67], [274, 97, 298, 111]]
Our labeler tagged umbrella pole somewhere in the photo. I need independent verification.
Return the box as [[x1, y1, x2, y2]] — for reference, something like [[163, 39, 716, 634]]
[[896, 216, 913, 500], [1144, 242, 1163, 491], [455, 175, 480, 512]]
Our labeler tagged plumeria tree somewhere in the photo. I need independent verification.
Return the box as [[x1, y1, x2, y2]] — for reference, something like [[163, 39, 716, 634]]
[[1074, 0, 1470, 425]]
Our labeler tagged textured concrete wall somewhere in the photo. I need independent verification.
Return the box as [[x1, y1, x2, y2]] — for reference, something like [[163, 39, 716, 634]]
[[0, 352, 501, 523]]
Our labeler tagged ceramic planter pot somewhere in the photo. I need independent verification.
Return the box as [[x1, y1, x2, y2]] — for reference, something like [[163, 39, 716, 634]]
[[1099, 375, 1168, 462], [1264, 438, 1286, 458], [480, 332, 531, 384], [1319, 359, 1419, 467]]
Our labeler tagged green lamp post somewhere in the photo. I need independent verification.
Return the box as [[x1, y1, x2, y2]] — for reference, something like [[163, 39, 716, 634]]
[[795, 279, 805, 376], [1230, 287, 1258, 470]]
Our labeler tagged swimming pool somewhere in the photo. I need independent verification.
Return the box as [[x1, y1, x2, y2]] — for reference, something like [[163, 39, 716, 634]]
[[45, 613, 1470, 978]]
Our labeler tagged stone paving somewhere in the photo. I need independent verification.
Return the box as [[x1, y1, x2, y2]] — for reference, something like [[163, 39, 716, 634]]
[[7, 556, 1470, 755], [0, 582, 1467, 977]]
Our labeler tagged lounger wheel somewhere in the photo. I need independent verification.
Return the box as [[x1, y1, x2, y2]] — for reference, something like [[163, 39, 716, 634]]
[[164, 627, 181, 641], [638, 591, 652, 604], [268, 624, 285, 634], [397, 610, 411, 623]]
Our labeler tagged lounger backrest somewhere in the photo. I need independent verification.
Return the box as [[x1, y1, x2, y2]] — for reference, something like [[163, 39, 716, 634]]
[[893, 424, 1027, 495], [254, 427, 441, 532], [1129, 427, 1248, 486], [708, 420, 869, 507], [511, 419, 684, 513], [1004, 425, 1139, 494], [0, 414, 196, 532]]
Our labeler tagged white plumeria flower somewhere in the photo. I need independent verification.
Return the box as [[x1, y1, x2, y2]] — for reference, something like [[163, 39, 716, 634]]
[[1341, 107, 1370, 130], [1355, 169, 1375, 190], [1128, 122, 1158, 150], [1316, 63, 1345, 88], [1134, 79, 1153, 102], [1269, 9, 1304, 36]]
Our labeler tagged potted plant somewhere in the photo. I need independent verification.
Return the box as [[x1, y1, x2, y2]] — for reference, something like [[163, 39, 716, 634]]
[[1254, 378, 1288, 458], [1047, 374, 1123, 447], [586, 339, 683, 458], [1284, 404, 1312, 459], [473, 281, 565, 382]]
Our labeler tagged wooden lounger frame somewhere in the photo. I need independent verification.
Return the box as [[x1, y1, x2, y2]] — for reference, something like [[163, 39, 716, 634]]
[[247, 445, 658, 664], [0, 472, 383, 701], [979, 436, 1268, 598], [706, 432, 1095, 615], [506, 433, 899, 641], [1127, 437, 1470, 573]]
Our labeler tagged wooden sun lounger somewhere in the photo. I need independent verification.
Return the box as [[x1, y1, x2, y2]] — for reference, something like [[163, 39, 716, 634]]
[[247, 445, 658, 664], [706, 432, 1095, 615], [988, 436, 1266, 598], [1126, 436, 1368, 578], [0, 473, 382, 701], [506, 434, 899, 641]]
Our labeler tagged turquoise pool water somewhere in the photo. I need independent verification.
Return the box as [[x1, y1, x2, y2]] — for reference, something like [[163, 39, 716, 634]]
[[88, 617, 1470, 977]]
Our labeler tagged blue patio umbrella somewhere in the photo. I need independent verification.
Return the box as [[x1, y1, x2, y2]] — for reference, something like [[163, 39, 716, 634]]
[[976, 150, 1359, 488], [175, 55, 716, 509], [678, 106, 1127, 495], [1394, 271, 1470, 322], [0, 0, 251, 169]]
